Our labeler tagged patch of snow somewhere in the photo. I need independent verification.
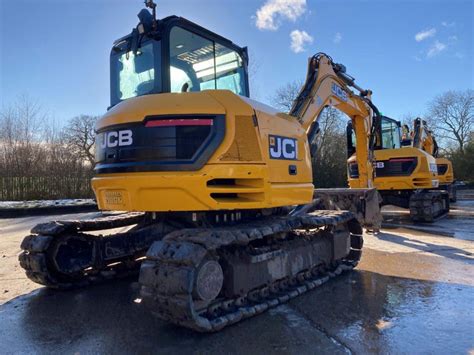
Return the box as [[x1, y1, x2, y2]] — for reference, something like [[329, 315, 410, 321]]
[[0, 199, 96, 210]]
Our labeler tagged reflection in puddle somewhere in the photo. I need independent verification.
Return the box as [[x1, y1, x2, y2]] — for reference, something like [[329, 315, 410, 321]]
[[290, 271, 474, 354], [382, 200, 474, 241], [0, 270, 472, 354]]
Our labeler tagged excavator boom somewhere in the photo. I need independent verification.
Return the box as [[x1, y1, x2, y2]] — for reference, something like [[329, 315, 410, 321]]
[[288, 53, 383, 229], [291, 54, 378, 188]]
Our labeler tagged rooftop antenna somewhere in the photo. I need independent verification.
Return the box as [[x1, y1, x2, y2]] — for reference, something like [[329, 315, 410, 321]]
[[144, 0, 158, 31]]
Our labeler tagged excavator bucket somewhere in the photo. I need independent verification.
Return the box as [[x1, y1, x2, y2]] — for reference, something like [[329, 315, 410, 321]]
[[313, 188, 382, 231]]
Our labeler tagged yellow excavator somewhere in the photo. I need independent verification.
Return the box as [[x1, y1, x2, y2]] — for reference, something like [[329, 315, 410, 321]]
[[19, 1, 382, 332], [408, 118, 456, 202], [347, 115, 450, 222]]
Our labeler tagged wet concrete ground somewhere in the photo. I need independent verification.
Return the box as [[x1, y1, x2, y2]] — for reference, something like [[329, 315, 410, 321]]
[[382, 197, 474, 241], [0, 207, 473, 354]]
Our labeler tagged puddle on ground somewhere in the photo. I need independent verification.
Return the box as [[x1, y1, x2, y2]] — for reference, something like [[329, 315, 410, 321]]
[[0, 270, 472, 354], [382, 200, 474, 241]]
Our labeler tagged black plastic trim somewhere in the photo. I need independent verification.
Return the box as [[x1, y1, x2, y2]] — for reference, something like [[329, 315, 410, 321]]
[[94, 114, 225, 174], [348, 162, 359, 178], [375, 158, 418, 177], [437, 164, 448, 175], [289, 165, 297, 175]]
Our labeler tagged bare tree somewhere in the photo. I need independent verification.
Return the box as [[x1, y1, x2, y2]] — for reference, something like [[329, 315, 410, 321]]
[[271, 81, 348, 187], [427, 89, 474, 153], [270, 80, 344, 144], [271, 80, 303, 113], [0, 96, 98, 200], [311, 108, 347, 187], [62, 115, 99, 167], [398, 112, 419, 129], [0, 95, 46, 177], [314, 108, 344, 151]]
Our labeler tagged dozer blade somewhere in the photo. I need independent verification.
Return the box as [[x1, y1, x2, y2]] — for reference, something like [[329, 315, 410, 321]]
[[313, 188, 382, 231]]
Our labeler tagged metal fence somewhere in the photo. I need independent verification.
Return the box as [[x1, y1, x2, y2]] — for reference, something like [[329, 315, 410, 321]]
[[0, 175, 94, 201]]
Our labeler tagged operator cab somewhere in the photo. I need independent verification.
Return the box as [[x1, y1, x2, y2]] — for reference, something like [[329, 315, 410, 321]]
[[347, 115, 402, 157], [375, 116, 402, 150], [347, 116, 407, 179], [110, 9, 250, 107]]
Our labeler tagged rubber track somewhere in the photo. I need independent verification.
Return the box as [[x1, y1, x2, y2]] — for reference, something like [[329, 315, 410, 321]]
[[409, 191, 450, 222], [139, 210, 363, 332], [19, 213, 148, 289]]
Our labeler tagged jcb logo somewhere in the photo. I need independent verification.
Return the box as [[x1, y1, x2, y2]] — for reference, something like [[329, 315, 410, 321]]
[[269, 135, 298, 160], [99, 130, 133, 148], [332, 83, 348, 102]]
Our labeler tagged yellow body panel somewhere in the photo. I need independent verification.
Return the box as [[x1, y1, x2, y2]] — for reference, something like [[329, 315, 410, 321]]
[[348, 148, 438, 191], [436, 157, 454, 185], [411, 118, 454, 187], [92, 91, 314, 212]]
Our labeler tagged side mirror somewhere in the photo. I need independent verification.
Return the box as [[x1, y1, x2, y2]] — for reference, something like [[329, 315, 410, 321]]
[[138, 9, 154, 33]]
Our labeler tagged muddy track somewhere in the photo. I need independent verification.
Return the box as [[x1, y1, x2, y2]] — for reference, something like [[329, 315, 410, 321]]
[[139, 210, 363, 332]]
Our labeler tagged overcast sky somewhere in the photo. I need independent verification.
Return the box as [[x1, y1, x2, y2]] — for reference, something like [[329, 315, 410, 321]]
[[0, 0, 472, 122]]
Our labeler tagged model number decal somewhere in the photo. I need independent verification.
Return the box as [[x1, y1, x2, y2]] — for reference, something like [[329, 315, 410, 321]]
[[269, 135, 298, 160], [332, 83, 348, 102]]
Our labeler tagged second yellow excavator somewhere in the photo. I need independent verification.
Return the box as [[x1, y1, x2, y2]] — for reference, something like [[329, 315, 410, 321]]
[[407, 118, 456, 202], [347, 115, 450, 222]]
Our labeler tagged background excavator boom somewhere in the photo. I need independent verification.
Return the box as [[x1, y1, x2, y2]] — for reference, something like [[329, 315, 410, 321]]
[[290, 53, 381, 189], [410, 117, 456, 201], [412, 117, 439, 157]]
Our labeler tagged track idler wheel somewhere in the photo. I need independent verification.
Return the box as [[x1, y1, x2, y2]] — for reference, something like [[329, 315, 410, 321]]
[[52, 235, 96, 276], [194, 260, 224, 302], [19, 233, 96, 288]]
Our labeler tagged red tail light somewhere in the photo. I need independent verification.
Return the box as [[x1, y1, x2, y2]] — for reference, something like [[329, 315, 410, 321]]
[[145, 119, 213, 127], [388, 158, 416, 163]]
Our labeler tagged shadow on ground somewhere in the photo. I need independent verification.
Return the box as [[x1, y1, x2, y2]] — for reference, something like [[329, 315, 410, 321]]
[[376, 231, 474, 263], [382, 200, 474, 241], [1, 270, 473, 354]]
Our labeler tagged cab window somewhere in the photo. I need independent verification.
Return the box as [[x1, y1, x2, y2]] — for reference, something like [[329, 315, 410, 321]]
[[169, 26, 247, 96], [380, 119, 401, 149], [113, 41, 156, 104]]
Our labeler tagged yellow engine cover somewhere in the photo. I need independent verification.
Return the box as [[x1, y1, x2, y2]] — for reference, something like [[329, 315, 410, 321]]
[[92, 90, 314, 212], [436, 157, 454, 185], [348, 147, 439, 191]]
